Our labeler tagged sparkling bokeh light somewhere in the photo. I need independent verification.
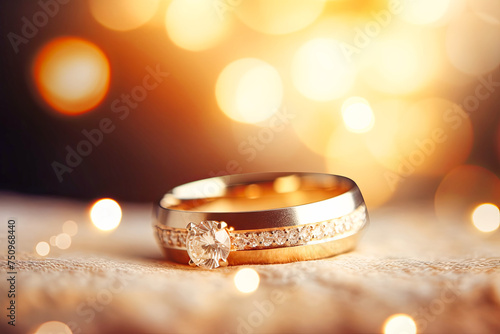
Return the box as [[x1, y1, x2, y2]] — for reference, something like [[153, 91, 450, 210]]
[[90, 198, 123, 231]]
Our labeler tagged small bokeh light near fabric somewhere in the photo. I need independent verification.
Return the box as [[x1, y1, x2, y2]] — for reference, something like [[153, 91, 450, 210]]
[[55, 233, 71, 250], [90, 198, 123, 231], [472, 203, 500, 233], [34, 321, 73, 334], [62, 220, 78, 237], [35, 241, 50, 257], [383, 314, 417, 334], [234, 268, 260, 293], [435, 165, 500, 224]]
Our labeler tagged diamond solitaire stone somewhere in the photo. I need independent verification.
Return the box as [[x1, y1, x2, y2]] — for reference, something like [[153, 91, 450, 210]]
[[186, 221, 231, 269]]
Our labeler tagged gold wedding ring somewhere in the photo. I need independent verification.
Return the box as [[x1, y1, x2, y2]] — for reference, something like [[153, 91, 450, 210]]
[[153, 172, 369, 269]]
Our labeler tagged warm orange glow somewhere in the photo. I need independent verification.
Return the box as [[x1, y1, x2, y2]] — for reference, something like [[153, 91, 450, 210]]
[[364, 99, 409, 171], [292, 38, 355, 101], [435, 165, 500, 223], [166, 0, 232, 51], [361, 98, 473, 178], [216, 58, 283, 124], [363, 31, 439, 94], [89, 0, 160, 31], [235, 0, 324, 35], [383, 314, 417, 334], [244, 184, 262, 199], [273, 175, 301, 194], [325, 127, 397, 208], [90, 198, 122, 231], [392, 98, 473, 177], [292, 105, 339, 156], [33, 37, 110, 115], [471, 0, 500, 25]]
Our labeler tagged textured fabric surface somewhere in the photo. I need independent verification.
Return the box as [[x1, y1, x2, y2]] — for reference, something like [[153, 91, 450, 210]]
[[1, 193, 499, 333]]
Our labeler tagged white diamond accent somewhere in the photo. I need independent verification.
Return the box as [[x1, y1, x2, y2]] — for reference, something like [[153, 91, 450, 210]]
[[186, 221, 230, 269], [323, 221, 334, 237], [256, 232, 273, 247], [273, 230, 286, 245], [247, 234, 259, 248], [171, 232, 180, 246], [287, 229, 300, 245], [233, 234, 247, 250], [312, 224, 324, 239], [299, 226, 312, 242]]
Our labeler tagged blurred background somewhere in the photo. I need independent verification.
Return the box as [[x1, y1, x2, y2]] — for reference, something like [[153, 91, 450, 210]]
[[1, 0, 500, 229], [1, 2, 500, 333]]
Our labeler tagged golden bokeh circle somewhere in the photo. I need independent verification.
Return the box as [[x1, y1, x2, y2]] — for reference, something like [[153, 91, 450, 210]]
[[89, 0, 160, 31], [33, 37, 110, 115], [216, 58, 283, 124], [235, 0, 324, 35]]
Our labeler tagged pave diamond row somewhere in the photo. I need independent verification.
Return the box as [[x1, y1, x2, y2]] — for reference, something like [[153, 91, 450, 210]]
[[230, 204, 366, 250], [156, 204, 366, 251], [157, 228, 189, 249]]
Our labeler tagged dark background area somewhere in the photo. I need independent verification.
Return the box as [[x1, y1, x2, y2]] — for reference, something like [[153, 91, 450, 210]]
[[1, 0, 499, 209]]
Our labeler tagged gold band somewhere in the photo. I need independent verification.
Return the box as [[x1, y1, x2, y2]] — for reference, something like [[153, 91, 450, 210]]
[[153, 172, 369, 268]]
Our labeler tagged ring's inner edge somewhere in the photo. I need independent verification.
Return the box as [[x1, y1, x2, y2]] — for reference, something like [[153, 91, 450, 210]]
[[161, 174, 352, 213]]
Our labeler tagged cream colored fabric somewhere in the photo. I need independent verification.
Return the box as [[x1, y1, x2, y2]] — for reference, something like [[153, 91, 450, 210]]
[[1, 194, 499, 333]]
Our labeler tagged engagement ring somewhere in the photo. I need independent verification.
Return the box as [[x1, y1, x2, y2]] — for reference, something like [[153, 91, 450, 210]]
[[153, 172, 369, 269]]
